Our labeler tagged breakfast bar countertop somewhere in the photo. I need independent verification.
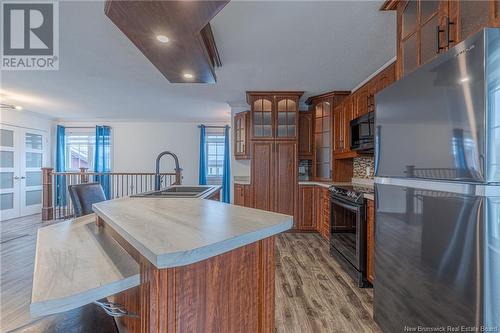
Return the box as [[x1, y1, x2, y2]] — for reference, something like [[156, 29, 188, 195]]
[[93, 196, 293, 269]]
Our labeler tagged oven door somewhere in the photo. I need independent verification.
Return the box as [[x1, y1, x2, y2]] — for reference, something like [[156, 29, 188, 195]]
[[330, 196, 366, 272]]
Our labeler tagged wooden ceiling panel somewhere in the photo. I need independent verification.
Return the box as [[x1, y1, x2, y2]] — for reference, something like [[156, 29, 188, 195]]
[[105, 0, 229, 83]]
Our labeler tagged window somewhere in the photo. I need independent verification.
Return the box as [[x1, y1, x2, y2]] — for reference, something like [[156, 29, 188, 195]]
[[65, 129, 95, 171], [205, 128, 225, 184]]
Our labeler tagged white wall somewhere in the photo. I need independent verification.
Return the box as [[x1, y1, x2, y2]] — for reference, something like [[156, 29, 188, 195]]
[[0, 109, 55, 167], [59, 120, 229, 185]]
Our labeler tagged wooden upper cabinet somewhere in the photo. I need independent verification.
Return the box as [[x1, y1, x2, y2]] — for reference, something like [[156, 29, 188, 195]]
[[333, 104, 343, 154], [234, 111, 250, 160], [247, 92, 303, 141], [388, 0, 500, 79], [354, 85, 370, 118], [449, 0, 491, 47], [298, 111, 313, 159]]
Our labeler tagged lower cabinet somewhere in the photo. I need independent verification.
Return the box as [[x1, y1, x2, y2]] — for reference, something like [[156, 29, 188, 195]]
[[366, 199, 375, 284], [234, 183, 252, 207], [297, 185, 315, 230], [315, 187, 330, 240], [297, 184, 330, 239]]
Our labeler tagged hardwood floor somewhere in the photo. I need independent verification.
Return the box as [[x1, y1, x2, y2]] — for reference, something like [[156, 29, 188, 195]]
[[276, 232, 381, 333], [1, 214, 380, 333]]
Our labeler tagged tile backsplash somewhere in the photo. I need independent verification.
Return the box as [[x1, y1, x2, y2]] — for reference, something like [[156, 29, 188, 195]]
[[353, 156, 374, 179]]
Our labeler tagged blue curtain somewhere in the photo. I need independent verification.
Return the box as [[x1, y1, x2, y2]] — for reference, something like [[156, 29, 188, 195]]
[[198, 125, 207, 185], [222, 125, 231, 203], [55, 125, 66, 206], [94, 126, 111, 199]]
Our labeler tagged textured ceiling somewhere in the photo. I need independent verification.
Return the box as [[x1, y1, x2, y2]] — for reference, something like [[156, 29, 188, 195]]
[[0, 1, 396, 122]]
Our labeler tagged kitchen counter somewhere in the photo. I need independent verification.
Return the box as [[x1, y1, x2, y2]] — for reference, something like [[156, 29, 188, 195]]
[[298, 181, 351, 188], [93, 196, 292, 268], [31, 185, 292, 332], [299, 179, 375, 200], [30, 215, 140, 317], [234, 175, 251, 185]]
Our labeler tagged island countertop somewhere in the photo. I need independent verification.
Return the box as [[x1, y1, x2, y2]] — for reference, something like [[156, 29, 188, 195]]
[[93, 196, 293, 269]]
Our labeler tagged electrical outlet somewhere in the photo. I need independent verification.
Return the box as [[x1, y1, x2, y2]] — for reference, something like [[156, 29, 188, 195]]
[[366, 166, 371, 177]]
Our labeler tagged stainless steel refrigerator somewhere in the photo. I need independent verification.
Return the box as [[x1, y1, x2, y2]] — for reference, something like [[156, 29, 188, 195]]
[[374, 28, 500, 332]]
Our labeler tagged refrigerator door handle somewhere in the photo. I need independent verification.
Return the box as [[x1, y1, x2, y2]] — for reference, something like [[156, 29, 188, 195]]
[[374, 177, 477, 195]]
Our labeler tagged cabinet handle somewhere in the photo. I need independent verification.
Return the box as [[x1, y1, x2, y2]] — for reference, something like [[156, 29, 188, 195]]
[[445, 16, 455, 47], [14, 176, 20, 180], [436, 25, 446, 54]]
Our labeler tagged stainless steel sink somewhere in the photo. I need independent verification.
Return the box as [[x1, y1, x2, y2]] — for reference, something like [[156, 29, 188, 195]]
[[132, 186, 213, 198]]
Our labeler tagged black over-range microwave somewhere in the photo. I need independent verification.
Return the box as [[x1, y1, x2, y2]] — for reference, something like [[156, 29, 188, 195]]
[[350, 111, 374, 152]]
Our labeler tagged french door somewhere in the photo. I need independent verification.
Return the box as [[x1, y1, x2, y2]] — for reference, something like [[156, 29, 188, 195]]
[[0, 124, 47, 221]]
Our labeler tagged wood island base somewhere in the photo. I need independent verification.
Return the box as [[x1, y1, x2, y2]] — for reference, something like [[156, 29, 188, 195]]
[[101, 217, 276, 333]]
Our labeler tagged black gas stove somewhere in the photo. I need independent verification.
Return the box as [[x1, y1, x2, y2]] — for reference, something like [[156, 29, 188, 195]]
[[328, 185, 374, 205], [328, 184, 374, 287]]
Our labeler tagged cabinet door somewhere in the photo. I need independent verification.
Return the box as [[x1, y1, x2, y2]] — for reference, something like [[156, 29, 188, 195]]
[[342, 99, 353, 153], [298, 112, 313, 158], [274, 142, 297, 216], [234, 184, 245, 206], [252, 97, 273, 139], [333, 104, 342, 154], [251, 141, 273, 211], [314, 101, 332, 180], [420, 1, 442, 66], [354, 86, 369, 117], [276, 97, 298, 140], [455, 0, 490, 43], [234, 112, 249, 159], [298, 185, 315, 230], [366, 199, 375, 284]]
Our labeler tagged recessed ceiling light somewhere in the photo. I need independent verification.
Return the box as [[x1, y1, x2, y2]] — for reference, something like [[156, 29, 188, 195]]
[[156, 35, 170, 43], [14, 105, 23, 110], [183, 73, 194, 79]]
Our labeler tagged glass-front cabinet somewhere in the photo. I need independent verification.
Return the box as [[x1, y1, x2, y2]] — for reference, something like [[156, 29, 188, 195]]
[[234, 111, 250, 160], [314, 101, 332, 180], [247, 92, 303, 140]]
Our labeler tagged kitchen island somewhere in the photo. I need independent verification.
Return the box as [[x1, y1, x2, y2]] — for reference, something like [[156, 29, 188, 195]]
[[31, 186, 293, 333]]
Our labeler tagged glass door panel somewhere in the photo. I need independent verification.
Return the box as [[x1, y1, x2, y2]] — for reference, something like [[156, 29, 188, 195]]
[[253, 98, 273, 138], [21, 129, 45, 216], [0, 125, 19, 220], [276, 98, 297, 138], [314, 101, 332, 179]]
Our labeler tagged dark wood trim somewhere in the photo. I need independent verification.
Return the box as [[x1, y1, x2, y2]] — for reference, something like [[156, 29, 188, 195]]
[[41, 167, 53, 221], [245, 91, 304, 104], [200, 23, 222, 68], [104, 0, 229, 84], [305, 90, 350, 106]]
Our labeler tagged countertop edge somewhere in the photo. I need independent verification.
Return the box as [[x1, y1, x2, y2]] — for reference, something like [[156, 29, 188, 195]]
[[94, 202, 293, 269], [30, 274, 140, 317], [155, 219, 293, 269], [93, 205, 160, 267]]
